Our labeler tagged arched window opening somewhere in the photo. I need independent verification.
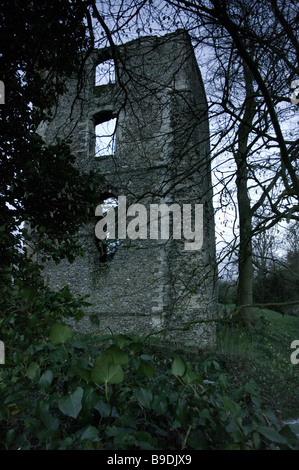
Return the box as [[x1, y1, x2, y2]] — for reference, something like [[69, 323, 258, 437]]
[[95, 196, 121, 262], [95, 59, 115, 86]]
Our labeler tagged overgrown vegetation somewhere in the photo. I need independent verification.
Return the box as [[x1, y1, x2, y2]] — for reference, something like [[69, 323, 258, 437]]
[[1, 288, 298, 450], [216, 309, 299, 419]]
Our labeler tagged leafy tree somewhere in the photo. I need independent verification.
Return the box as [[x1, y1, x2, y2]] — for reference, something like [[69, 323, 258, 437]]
[[0, 1, 103, 268], [0, 0, 105, 363]]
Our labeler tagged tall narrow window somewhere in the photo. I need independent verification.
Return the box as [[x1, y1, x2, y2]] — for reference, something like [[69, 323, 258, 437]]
[[93, 110, 116, 158], [95, 119, 116, 157]]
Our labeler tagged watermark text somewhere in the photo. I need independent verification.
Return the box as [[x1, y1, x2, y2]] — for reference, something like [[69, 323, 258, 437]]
[[0, 340, 5, 364], [290, 340, 299, 365], [0, 80, 5, 104], [95, 196, 203, 251]]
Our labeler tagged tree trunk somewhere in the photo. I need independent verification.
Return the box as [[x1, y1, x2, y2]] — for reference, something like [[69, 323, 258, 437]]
[[235, 172, 259, 326], [233, 64, 261, 328]]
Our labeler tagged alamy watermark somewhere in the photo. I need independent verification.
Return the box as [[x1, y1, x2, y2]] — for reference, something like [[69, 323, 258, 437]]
[[290, 340, 299, 365], [0, 340, 4, 364], [95, 196, 203, 251], [0, 80, 5, 104]]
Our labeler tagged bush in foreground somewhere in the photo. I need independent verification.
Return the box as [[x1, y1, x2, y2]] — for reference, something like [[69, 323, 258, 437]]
[[0, 321, 298, 450]]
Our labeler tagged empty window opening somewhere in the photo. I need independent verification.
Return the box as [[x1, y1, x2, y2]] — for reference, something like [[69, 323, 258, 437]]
[[93, 110, 117, 158], [95, 196, 121, 262], [95, 119, 116, 157], [95, 60, 115, 86]]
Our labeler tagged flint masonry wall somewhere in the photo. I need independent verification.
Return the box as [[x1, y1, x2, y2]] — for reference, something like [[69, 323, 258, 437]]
[[40, 30, 218, 346]]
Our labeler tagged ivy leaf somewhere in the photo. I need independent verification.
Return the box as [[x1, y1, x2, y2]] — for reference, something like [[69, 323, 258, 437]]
[[171, 355, 186, 377], [182, 368, 202, 385], [91, 356, 124, 384], [49, 323, 72, 345], [138, 359, 155, 379], [94, 400, 119, 418], [218, 373, 229, 391], [102, 345, 129, 366], [40, 410, 60, 431], [58, 387, 83, 419], [135, 387, 153, 409], [38, 370, 53, 391], [222, 396, 242, 416], [90, 346, 128, 384], [25, 362, 40, 380], [257, 426, 288, 444], [80, 425, 99, 442]]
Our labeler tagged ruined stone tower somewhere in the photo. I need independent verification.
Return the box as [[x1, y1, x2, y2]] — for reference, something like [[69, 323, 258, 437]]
[[40, 30, 218, 346]]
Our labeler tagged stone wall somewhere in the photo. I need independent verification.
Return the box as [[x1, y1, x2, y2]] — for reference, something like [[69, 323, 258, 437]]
[[40, 30, 219, 347]]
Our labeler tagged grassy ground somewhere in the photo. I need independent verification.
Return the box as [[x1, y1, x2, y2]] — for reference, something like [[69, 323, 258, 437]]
[[76, 307, 299, 420], [213, 308, 299, 420], [139, 308, 299, 421]]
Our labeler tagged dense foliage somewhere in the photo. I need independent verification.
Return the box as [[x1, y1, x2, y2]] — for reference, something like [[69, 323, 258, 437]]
[[1, 322, 298, 450], [0, 0, 101, 268], [0, 0, 102, 448]]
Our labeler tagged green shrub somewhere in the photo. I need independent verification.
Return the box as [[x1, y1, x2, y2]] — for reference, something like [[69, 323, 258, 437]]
[[1, 324, 298, 450]]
